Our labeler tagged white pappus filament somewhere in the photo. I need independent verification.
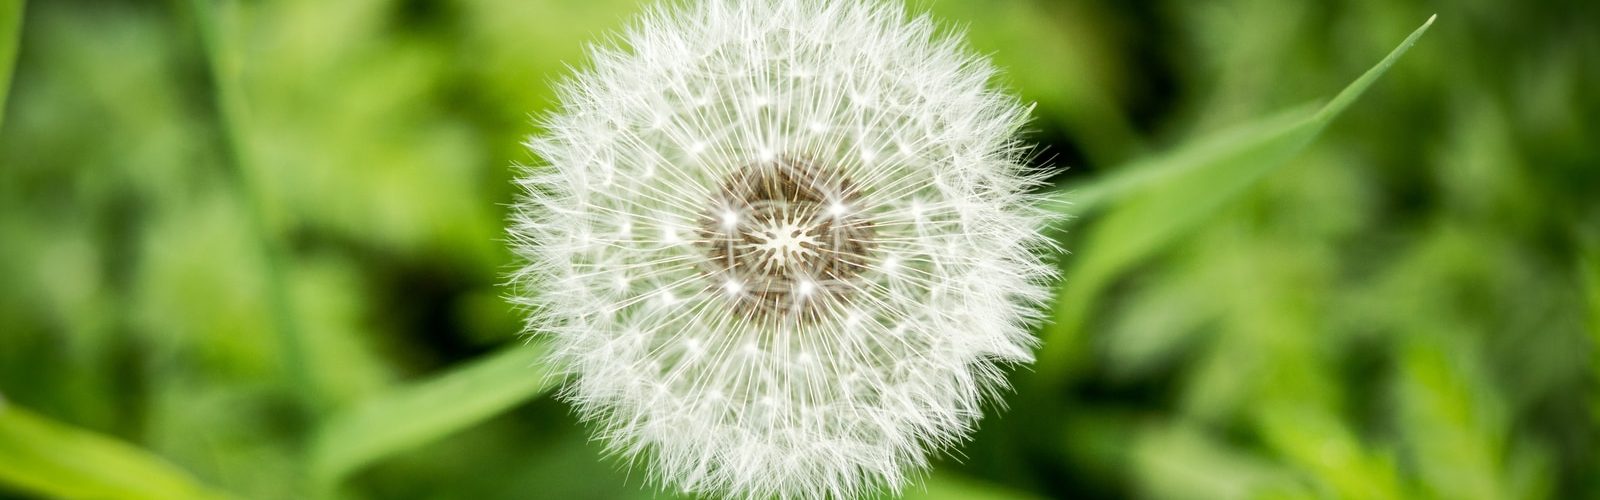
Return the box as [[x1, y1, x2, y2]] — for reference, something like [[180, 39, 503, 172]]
[[509, 0, 1056, 498]]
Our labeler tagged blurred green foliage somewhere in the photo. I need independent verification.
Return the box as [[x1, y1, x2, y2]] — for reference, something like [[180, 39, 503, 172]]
[[0, 0, 1595, 498]]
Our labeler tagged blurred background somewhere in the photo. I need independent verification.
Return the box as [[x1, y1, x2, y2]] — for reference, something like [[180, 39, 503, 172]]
[[0, 0, 1596, 498]]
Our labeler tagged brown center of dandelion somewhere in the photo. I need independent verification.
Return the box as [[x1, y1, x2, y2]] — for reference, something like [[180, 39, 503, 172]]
[[698, 157, 874, 318]]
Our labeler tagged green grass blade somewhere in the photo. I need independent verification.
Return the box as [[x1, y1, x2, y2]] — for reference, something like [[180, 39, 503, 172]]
[[310, 342, 559, 491], [1313, 14, 1437, 126], [1040, 104, 1315, 217], [0, 0, 24, 132], [188, 0, 315, 407], [0, 403, 231, 500], [1034, 15, 1436, 380]]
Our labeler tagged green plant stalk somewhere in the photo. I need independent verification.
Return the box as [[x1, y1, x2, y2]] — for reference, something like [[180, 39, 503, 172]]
[[0, 0, 25, 132], [0, 403, 231, 500], [188, 0, 317, 408], [1034, 15, 1437, 382]]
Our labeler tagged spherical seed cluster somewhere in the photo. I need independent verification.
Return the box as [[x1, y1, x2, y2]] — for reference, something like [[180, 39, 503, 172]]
[[509, 1, 1055, 498], [697, 157, 875, 321]]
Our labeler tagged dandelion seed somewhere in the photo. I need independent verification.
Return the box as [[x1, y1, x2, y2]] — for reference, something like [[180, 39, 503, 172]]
[[510, 1, 1055, 498]]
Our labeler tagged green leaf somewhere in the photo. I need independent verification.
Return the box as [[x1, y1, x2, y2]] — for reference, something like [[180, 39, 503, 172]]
[[0, 403, 231, 500], [1034, 15, 1436, 380], [310, 342, 559, 491], [1038, 104, 1315, 218], [0, 0, 24, 132]]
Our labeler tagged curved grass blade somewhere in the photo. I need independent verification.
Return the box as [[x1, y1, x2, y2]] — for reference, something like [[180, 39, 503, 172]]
[[1035, 15, 1437, 381], [310, 342, 558, 492], [0, 403, 231, 500]]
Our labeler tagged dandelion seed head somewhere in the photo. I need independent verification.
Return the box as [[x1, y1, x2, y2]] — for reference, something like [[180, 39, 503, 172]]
[[510, 0, 1056, 498]]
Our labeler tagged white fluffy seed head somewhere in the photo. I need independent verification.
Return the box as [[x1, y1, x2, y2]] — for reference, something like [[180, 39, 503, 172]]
[[509, 0, 1056, 498]]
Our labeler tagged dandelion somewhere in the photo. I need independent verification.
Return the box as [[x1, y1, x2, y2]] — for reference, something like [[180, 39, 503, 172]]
[[509, 0, 1054, 497]]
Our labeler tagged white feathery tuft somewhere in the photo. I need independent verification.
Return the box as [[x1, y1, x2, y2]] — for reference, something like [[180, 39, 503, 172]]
[[509, 0, 1056, 498]]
